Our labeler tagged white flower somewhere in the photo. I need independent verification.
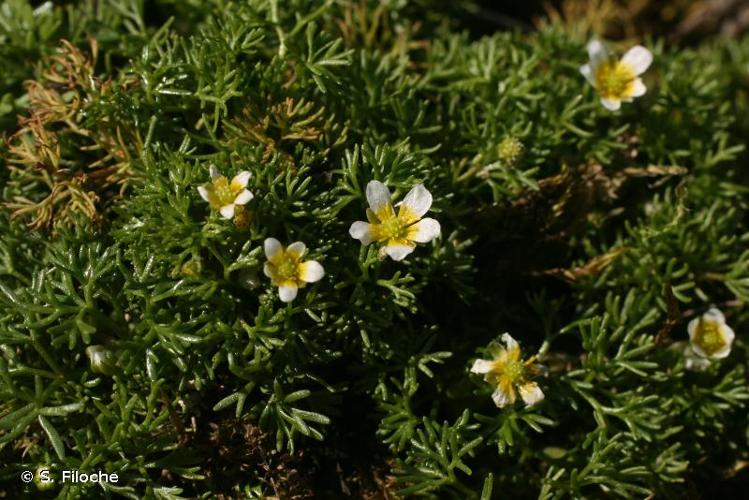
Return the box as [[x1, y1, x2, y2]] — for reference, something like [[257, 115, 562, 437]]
[[471, 334, 544, 409], [349, 180, 441, 261], [263, 238, 325, 302], [687, 308, 735, 360], [33, 1, 53, 16], [684, 346, 711, 372], [197, 165, 253, 219], [580, 39, 653, 111]]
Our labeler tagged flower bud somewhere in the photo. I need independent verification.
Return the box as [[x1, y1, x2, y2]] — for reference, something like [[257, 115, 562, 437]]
[[237, 268, 260, 290], [85, 345, 116, 376], [233, 205, 252, 230], [497, 136, 524, 167], [180, 257, 202, 277], [34, 465, 55, 491]]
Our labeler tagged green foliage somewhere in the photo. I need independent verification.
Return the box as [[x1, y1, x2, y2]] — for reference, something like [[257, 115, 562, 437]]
[[1, 0, 748, 498]]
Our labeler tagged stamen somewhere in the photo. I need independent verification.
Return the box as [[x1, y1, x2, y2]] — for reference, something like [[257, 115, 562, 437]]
[[595, 61, 635, 99], [273, 253, 299, 281], [694, 321, 726, 356], [373, 215, 408, 241], [503, 360, 524, 383], [212, 177, 236, 205]]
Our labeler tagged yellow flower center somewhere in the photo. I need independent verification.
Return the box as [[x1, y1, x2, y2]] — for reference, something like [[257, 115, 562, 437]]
[[486, 356, 526, 388], [594, 61, 635, 99], [694, 320, 727, 356], [274, 254, 299, 281], [381, 216, 407, 239], [211, 177, 237, 206], [371, 211, 409, 242], [503, 359, 524, 384]]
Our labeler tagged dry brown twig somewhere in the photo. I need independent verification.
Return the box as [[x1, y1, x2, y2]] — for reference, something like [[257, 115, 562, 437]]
[[5, 39, 140, 231]]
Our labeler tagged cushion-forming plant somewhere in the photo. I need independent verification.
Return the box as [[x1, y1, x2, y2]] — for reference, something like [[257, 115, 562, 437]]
[[1, 1, 748, 498]]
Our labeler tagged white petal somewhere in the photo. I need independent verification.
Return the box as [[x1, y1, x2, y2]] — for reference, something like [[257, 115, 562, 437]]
[[233, 189, 253, 205], [298, 261, 324, 283], [685, 352, 710, 371], [621, 45, 652, 75], [712, 324, 735, 359], [384, 243, 415, 261], [704, 308, 726, 325], [601, 98, 621, 111], [263, 262, 273, 278], [711, 345, 732, 359], [501, 333, 519, 351], [491, 387, 512, 408], [264, 238, 282, 259], [580, 63, 595, 84], [366, 180, 392, 213], [209, 164, 220, 180], [233, 171, 251, 187], [471, 359, 493, 374], [349, 221, 373, 245], [220, 204, 235, 219], [690, 342, 708, 359], [721, 323, 735, 344], [687, 316, 699, 341], [631, 78, 646, 97], [407, 218, 440, 243], [33, 1, 53, 16], [519, 382, 545, 406], [287, 241, 306, 258], [197, 185, 210, 202], [279, 284, 298, 302], [401, 184, 433, 220], [586, 39, 608, 66]]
